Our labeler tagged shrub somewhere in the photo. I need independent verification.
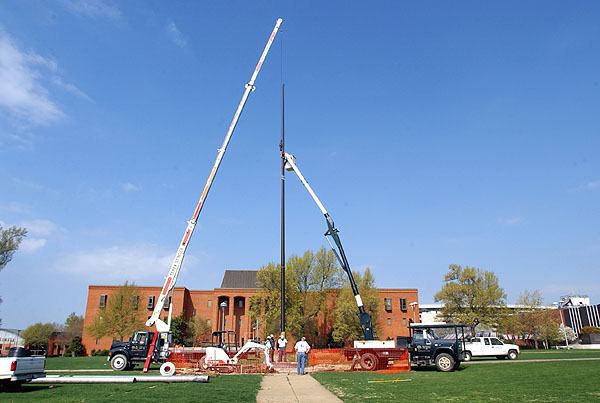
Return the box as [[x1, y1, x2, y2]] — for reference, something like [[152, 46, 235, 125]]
[[579, 326, 600, 334], [66, 336, 87, 357]]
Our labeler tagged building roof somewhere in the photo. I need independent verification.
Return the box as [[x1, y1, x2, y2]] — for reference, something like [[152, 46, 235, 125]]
[[220, 270, 258, 289]]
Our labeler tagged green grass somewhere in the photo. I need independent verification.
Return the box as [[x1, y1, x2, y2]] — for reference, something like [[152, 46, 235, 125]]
[[45, 356, 113, 371], [519, 348, 600, 360], [313, 360, 600, 402], [2, 374, 263, 402]]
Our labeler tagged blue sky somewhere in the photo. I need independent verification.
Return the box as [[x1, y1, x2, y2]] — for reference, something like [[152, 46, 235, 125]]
[[0, 1, 598, 329]]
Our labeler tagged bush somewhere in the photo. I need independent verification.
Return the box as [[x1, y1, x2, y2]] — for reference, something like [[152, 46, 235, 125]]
[[66, 336, 86, 357], [579, 326, 600, 334], [95, 349, 109, 356]]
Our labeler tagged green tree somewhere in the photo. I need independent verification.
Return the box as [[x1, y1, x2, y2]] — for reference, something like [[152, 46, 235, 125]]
[[22, 322, 60, 348], [0, 225, 27, 326], [249, 247, 342, 343], [331, 267, 380, 344], [0, 225, 27, 271], [64, 312, 84, 336], [434, 264, 507, 335], [66, 336, 87, 356], [171, 313, 194, 346], [86, 282, 144, 341]]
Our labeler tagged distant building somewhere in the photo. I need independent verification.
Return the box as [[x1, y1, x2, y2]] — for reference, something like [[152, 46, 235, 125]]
[[558, 295, 599, 337], [82, 270, 419, 352], [0, 328, 24, 355]]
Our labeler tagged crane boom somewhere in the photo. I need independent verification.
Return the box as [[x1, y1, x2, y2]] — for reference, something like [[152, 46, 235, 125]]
[[283, 153, 374, 340], [146, 18, 283, 332]]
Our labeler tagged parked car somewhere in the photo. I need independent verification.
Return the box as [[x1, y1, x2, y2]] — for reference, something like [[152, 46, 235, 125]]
[[463, 336, 519, 361]]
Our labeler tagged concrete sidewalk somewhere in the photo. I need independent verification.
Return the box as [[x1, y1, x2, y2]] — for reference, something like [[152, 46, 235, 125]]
[[256, 373, 342, 403]]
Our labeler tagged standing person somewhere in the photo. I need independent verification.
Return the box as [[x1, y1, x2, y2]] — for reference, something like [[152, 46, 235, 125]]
[[277, 333, 288, 362], [268, 334, 275, 363], [294, 336, 311, 375]]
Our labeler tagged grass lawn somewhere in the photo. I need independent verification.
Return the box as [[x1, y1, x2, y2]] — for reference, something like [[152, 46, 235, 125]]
[[313, 359, 600, 402], [2, 374, 262, 402], [45, 356, 161, 372]]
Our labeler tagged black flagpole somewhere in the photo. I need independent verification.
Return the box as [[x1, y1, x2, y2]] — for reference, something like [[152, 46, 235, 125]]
[[280, 84, 286, 333]]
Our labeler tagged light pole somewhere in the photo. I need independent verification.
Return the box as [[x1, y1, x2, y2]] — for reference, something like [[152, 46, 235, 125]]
[[409, 302, 418, 323], [220, 301, 228, 331]]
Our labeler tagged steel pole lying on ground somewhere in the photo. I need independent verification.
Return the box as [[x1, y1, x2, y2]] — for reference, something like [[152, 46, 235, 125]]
[[30, 375, 209, 384]]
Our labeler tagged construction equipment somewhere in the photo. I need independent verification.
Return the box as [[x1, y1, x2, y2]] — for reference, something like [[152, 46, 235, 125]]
[[283, 153, 374, 340], [137, 18, 282, 374], [199, 340, 271, 373], [284, 153, 408, 370]]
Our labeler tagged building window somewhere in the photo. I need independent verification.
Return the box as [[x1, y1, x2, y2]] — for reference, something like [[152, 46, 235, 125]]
[[131, 296, 139, 310], [163, 296, 172, 310], [99, 295, 107, 308], [147, 296, 155, 309], [403, 318, 407, 326], [238, 300, 243, 308], [387, 318, 391, 326], [207, 319, 211, 326], [192, 309, 196, 317], [400, 298, 407, 312], [238, 319, 242, 327], [208, 300, 212, 307], [95, 338, 99, 345], [384, 298, 392, 312]]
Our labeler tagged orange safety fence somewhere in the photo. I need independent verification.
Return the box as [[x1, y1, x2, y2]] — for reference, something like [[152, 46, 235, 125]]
[[308, 348, 348, 366]]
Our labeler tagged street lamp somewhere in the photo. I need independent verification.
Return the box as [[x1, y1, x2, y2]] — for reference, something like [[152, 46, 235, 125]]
[[220, 301, 228, 331], [409, 302, 418, 323]]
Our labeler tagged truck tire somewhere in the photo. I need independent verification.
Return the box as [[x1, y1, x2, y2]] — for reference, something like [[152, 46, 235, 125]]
[[435, 353, 455, 372], [199, 355, 209, 370], [463, 351, 472, 362], [359, 352, 378, 371], [160, 361, 176, 376], [508, 350, 518, 360], [110, 354, 129, 371]]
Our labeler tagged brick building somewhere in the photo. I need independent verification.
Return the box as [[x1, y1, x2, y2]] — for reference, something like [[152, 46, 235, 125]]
[[82, 270, 419, 353]]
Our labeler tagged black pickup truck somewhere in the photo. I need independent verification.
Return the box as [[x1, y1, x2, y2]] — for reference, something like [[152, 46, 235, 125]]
[[108, 331, 172, 370], [408, 323, 466, 372]]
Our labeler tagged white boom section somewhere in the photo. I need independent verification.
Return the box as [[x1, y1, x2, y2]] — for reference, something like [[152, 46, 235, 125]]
[[283, 153, 328, 215], [147, 19, 283, 331]]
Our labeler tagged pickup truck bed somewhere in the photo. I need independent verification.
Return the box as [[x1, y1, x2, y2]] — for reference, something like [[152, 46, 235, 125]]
[[0, 348, 46, 384]]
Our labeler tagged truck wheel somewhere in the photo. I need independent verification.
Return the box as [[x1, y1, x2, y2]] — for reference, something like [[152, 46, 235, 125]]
[[508, 350, 518, 360], [463, 351, 472, 362], [160, 362, 176, 376], [359, 352, 378, 371], [110, 354, 128, 371], [435, 353, 455, 372], [199, 355, 209, 370]]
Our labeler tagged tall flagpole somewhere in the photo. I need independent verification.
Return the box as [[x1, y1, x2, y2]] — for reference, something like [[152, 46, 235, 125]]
[[280, 84, 286, 333]]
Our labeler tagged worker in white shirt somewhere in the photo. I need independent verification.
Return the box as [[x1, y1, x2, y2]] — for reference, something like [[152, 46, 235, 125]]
[[294, 336, 311, 375], [277, 333, 288, 362]]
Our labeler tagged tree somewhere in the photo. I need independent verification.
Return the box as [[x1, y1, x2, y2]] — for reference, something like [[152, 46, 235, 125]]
[[0, 225, 27, 326], [192, 316, 212, 345], [434, 264, 507, 335], [0, 225, 27, 271], [64, 312, 84, 336], [331, 267, 380, 344], [66, 336, 87, 356], [514, 290, 556, 349], [86, 282, 144, 341], [249, 247, 342, 343], [22, 322, 60, 348], [171, 313, 194, 346]]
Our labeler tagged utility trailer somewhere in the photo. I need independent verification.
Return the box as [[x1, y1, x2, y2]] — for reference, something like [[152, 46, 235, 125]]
[[342, 340, 409, 371]]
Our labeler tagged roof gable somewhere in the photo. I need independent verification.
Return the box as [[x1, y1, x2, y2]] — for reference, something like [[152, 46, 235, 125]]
[[220, 270, 258, 289]]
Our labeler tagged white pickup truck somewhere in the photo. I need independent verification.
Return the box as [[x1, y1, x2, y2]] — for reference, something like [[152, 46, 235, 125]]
[[463, 337, 520, 361], [0, 347, 46, 386]]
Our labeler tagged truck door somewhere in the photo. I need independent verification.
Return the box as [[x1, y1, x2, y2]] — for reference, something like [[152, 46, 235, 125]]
[[130, 332, 149, 358], [490, 337, 504, 354]]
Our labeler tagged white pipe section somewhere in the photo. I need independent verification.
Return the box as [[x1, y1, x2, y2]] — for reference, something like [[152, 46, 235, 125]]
[[30, 375, 209, 384]]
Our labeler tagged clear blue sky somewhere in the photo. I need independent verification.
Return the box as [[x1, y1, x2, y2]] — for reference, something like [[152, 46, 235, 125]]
[[1, 1, 598, 329]]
